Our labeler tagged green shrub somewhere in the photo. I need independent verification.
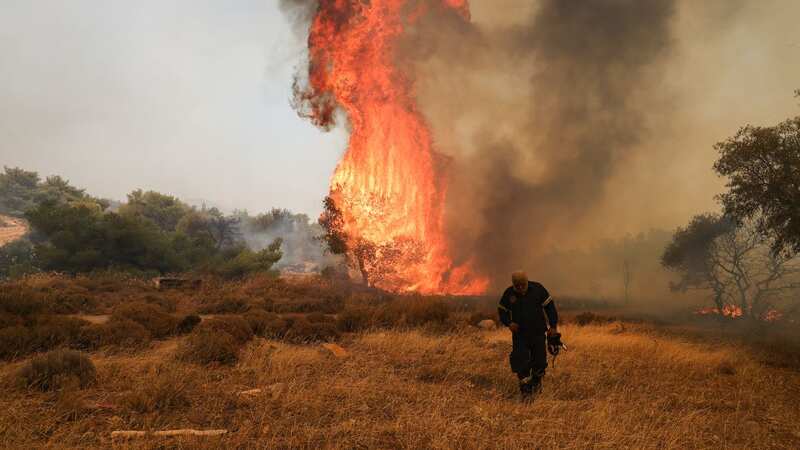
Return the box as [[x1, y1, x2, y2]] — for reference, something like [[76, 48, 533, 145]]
[[110, 302, 178, 338], [198, 316, 253, 345], [177, 328, 239, 365], [176, 314, 201, 334], [17, 350, 96, 391]]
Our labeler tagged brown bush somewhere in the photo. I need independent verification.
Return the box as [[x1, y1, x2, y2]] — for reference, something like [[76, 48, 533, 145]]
[[176, 314, 201, 334], [244, 309, 279, 337], [110, 302, 179, 338], [262, 316, 291, 339], [197, 316, 253, 345], [103, 320, 152, 347], [198, 296, 251, 314], [335, 306, 374, 332], [284, 317, 340, 343], [468, 310, 497, 326], [574, 312, 615, 326], [16, 350, 96, 391], [306, 311, 333, 323], [29, 316, 88, 351], [0, 326, 31, 360], [270, 297, 343, 314], [0, 313, 23, 329], [0, 286, 45, 318], [121, 367, 191, 413], [142, 294, 176, 313], [177, 328, 240, 365]]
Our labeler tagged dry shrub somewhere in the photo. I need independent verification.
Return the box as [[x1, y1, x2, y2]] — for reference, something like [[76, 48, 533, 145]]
[[29, 316, 88, 350], [142, 294, 176, 313], [271, 297, 342, 314], [16, 350, 96, 391], [574, 311, 615, 326], [177, 328, 240, 365], [198, 295, 250, 314], [244, 309, 278, 336], [284, 317, 339, 343], [0, 326, 31, 359], [198, 316, 253, 345], [336, 306, 374, 332], [0, 286, 45, 318], [110, 302, 178, 338], [77, 319, 151, 350], [716, 361, 736, 375], [468, 309, 497, 326], [378, 296, 452, 328], [262, 316, 291, 339], [0, 313, 23, 329], [176, 314, 201, 334], [306, 311, 332, 323], [54, 383, 91, 422], [121, 367, 191, 413]]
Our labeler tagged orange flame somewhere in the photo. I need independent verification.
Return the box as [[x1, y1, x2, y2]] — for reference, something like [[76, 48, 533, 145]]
[[301, 0, 486, 294]]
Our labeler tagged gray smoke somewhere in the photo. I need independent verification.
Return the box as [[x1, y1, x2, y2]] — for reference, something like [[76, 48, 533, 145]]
[[402, 0, 677, 287]]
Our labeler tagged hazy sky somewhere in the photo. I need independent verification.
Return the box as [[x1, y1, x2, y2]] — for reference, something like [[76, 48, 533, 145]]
[[1, 0, 798, 231], [0, 0, 345, 215]]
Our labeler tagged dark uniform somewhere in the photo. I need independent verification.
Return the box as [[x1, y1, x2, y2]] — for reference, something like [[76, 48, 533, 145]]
[[497, 281, 558, 395]]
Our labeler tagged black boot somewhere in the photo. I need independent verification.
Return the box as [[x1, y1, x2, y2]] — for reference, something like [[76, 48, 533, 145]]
[[518, 373, 534, 402]]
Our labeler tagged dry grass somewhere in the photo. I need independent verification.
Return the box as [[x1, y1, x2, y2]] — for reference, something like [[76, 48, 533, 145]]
[[0, 321, 798, 449], [0, 274, 798, 448]]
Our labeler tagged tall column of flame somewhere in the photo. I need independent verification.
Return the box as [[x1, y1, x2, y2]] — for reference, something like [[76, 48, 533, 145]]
[[301, 0, 487, 294]]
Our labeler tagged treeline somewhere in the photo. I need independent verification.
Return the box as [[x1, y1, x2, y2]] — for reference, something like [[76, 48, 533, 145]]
[[0, 167, 325, 279], [662, 90, 800, 321]]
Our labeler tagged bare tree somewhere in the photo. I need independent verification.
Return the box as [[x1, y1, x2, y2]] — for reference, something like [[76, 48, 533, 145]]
[[663, 214, 800, 320]]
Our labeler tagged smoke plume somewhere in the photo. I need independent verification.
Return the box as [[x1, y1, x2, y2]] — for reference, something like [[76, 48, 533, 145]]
[[407, 0, 676, 287]]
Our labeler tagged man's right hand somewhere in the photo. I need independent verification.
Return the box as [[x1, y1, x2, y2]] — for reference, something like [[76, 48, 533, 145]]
[[509, 323, 520, 333]]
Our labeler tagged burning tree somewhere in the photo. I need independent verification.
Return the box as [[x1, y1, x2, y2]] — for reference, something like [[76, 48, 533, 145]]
[[319, 195, 425, 288], [294, 0, 486, 294], [662, 214, 800, 321]]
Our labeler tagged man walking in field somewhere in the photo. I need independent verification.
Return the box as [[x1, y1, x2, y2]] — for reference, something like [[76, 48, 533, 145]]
[[498, 271, 562, 401]]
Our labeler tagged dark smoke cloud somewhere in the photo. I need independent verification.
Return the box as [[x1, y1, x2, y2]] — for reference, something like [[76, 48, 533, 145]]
[[403, 0, 677, 287]]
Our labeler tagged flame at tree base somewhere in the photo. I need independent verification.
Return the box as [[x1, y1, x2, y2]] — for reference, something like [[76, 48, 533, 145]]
[[303, 0, 487, 295]]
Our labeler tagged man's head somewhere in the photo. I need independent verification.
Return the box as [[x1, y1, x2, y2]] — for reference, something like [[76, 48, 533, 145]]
[[511, 271, 529, 294]]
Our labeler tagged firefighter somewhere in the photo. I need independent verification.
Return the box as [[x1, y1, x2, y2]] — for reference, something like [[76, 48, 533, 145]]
[[497, 270, 562, 401]]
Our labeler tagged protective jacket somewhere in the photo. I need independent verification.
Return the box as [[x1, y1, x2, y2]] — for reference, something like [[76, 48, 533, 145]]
[[497, 281, 558, 335]]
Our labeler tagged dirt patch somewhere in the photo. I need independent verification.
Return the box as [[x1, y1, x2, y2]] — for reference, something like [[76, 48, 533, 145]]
[[0, 215, 28, 246]]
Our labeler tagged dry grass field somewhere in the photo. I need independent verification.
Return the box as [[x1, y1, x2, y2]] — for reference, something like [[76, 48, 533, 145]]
[[0, 274, 799, 449]]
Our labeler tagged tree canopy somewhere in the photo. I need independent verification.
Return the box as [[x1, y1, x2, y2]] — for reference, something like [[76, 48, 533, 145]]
[[713, 93, 800, 255]]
